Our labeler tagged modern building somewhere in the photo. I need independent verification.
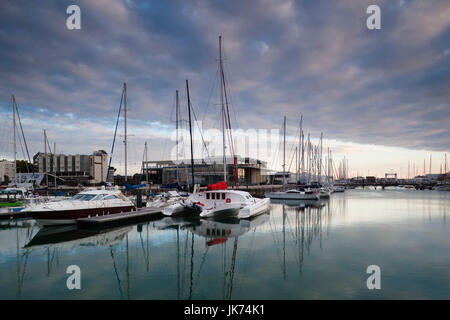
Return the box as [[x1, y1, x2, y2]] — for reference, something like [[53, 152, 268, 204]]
[[143, 156, 268, 187], [33, 150, 109, 184], [0, 160, 15, 184]]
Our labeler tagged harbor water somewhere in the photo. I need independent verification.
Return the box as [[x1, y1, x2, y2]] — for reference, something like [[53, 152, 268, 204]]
[[0, 189, 449, 299]]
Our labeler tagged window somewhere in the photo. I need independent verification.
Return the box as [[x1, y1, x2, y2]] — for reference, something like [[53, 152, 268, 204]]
[[211, 193, 215, 200], [80, 194, 96, 201], [222, 193, 226, 200], [103, 195, 119, 200], [206, 193, 210, 200], [72, 194, 83, 200], [92, 194, 107, 200]]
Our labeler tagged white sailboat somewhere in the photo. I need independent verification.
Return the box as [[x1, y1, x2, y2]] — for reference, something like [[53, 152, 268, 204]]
[[164, 36, 270, 219], [265, 116, 320, 201]]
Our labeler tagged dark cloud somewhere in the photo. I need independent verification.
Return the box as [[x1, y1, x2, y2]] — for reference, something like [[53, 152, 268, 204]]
[[0, 0, 449, 167]]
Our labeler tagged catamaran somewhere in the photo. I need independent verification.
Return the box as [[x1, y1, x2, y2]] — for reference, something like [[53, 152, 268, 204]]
[[163, 181, 270, 219], [22, 187, 136, 226]]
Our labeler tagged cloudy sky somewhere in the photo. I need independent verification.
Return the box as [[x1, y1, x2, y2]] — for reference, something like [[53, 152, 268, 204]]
[[0, 0, 449, 178]]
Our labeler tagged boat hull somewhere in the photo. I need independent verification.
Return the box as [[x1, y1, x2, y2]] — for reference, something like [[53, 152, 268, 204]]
[[265, 192, 320, 200], [162, 203, 200, 217], [30, 205, 136, 226], [238, 198, 270, 219], [199, 205, 241, 218]]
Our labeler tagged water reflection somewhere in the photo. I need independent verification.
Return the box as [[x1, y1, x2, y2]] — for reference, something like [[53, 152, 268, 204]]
[[1, 190, 449, 299]]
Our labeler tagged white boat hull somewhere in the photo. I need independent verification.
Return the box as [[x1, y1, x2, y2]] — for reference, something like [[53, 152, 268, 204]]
[[265, 192, 320, 200], [238, 197, 270, 219], [199, 203, 242, 218]]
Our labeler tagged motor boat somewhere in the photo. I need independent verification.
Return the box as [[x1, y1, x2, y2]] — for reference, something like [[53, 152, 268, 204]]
[[319, 187, 331, 198], [162, 181, 270, 219], [434, 184, 450, 191], [21, 187, 136, 226], [146, 190, 187, 209], [265, 187, 320, 200], [332, 186, 345, 193]]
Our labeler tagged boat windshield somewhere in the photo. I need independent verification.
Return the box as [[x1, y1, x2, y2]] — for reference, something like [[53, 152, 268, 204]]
[[71, 194, 84, 200], [79, 194, 97, 201]]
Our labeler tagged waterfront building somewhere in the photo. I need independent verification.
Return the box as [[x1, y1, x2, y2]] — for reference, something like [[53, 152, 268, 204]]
[[33, 150, 108, 184], [143, 156, 268, 187], [0, 159, 15, 184]]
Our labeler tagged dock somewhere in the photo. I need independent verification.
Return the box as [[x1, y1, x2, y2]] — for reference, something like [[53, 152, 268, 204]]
[[0, 211, 30, 220], [77, 207, 164, 229]]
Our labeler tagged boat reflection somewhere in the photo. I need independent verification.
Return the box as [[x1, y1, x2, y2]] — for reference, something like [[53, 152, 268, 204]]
[[189, 214, 270, 245], [153, 216, 201, 230], [24, 225, 132, 249], [269, 198, 327, 209]]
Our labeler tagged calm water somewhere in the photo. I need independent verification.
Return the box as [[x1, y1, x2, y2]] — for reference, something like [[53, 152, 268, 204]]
[[1, 189, 449, 300]]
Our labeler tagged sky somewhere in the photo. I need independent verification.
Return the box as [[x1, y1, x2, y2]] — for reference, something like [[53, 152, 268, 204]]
[[0, 0, 449, 178]]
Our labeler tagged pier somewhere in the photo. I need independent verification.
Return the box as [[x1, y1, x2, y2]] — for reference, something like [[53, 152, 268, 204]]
[[77, 207, 163, 229], [0, 210, 30, 220]]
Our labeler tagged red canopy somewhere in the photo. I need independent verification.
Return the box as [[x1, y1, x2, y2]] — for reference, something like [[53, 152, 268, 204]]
[[207, 181, 228, 191]]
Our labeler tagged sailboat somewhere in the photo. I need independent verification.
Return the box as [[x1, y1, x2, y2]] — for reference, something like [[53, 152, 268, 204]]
[[24, 83, 136, 225], [163, 36, 270, 219], [265, 117, 320, 201]]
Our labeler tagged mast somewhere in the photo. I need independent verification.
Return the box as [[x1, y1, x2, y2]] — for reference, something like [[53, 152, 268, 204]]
[[176, 90, 179, 161], [298, 115, 302, 182], [44, 129, 48, 186], [219, 36, 227, 182], [429, 154, 432, 175], [319, 132, 323, 185], [124, 82, 128, 183], [445, 153, 447, 181], [307, 133, 311, 184], [12, 95, 17, 181], [186, 80, 195, 192], [175, 90, 180, 185], [54, 142, 57, 190], [145, 142, 149, 186], [283, 116, 286, 187]]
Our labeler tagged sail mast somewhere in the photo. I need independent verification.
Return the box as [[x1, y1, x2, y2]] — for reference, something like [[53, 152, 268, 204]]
[[44, 129, 48, 186], [124, 82, 128, 183], [12, 95, 17, 181], [219, 36, 227, 183], [176, 90, 179, 162], [298, 115, 302, 182], [145, 141, 149, 186], [186, 80, 195, 192], [175, 90, 180, 184], [283, 116, 286, 187], [54, 142, 57, 190]]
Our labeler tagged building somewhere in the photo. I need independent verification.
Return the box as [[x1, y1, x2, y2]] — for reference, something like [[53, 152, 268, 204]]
[[143, 156, 268, 187], [33, 150, 108, 184], [91, 150, 108, 184], [0, 160, 15, 184]]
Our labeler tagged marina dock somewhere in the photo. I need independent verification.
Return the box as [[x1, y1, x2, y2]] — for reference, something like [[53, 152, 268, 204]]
[[76, 207, 163, 229], [0, 210, 30, 220]]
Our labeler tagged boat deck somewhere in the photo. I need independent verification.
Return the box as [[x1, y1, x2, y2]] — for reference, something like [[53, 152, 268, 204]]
[[76, 207, 163, 229]]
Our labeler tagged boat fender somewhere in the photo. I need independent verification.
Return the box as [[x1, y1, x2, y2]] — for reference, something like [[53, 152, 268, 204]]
[[226, 198, 231, 203], [196, 201, 205, 207]]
